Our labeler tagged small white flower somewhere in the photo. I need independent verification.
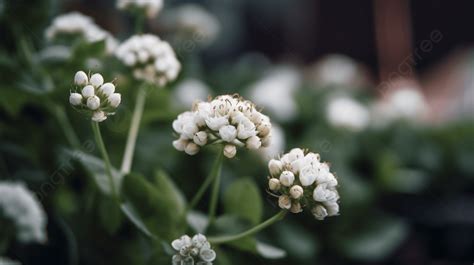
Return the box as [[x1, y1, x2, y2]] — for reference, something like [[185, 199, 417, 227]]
[[82, 85, 95, 98], [278, 195, 291, 210], [69, 93, 83, 106], [223, 144, 237, 158], [100, 82, 115, 97], [279, 171, 295, 187], [90, 73, 104, 87], [311, 205, 328, 220], [324, 201, 340, 216], [108, 93, 121, 108], [246, 136, 261, 150], [92, 111, 107, 122], [313, 184, 338, 202], [299, 165, 317, 186], [199, 248, 216, 262], [219, 125, 237, 142], [74, 70, 88, 85], [206, 116, 229, 131], [173, 138, 188, 151], [193, 131, 208, 146], [171, 234, 216, 264], [117, 0, 163, 18], [268, 159, 283, 176], [87, 95, 101, 110], [289, 185, 303, 199], [185, 142, 200, 155], [268, 178, 280, 191]]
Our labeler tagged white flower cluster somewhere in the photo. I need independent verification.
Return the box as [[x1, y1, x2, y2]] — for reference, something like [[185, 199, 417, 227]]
[[45, 12, 118, 54], [171, 234, 216, 265], [326, 96, 370, 132], [69, 71, 121, 122], [115, 34, 181, 86], [267, 148, 340, 220], [117, 0, 163, 18], [0, 182, 47, 243], [172, 95, 272, 158], [164, 4, 220, 46]]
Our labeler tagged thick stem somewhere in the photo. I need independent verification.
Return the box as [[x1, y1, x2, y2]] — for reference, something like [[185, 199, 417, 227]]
[[208, 149, 225, 224], [54, 105, 81, 149], [208, 210, 287, 244], [187, 148, 224, 212], [120, 85, 147, 175], [91, 121, 118, 200]]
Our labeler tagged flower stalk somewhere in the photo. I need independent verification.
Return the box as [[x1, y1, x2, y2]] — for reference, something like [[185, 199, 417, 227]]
[[120, 84, 148, 175], [91, 121, 118, 200], [208, 210, 287, 244]]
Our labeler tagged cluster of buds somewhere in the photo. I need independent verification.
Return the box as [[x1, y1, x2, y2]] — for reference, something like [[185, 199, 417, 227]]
[[45, 12, 118, 54], [115, 34, 181, 86], [172, 95, 272, 158], [69, 71, 121, 122], [171, 234, 216, 265], [117, 0, 163, 18], [267, 148, 340, 220]]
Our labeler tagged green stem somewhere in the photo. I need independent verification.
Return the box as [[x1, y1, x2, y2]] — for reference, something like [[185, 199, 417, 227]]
[[134, 13, 145, 34], [208, 210, 287, 244], [208, 149, 225, 224], [91, 121, 118, 200], [187, 148, 224, 212], [120, 85, 147, 175], [54, 105, 81, 149]]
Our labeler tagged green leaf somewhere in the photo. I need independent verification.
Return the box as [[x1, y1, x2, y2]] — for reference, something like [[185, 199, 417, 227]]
[[120, 202, 155, 238], [121, 172, 186, 240], [65, 149, 122, 196], [98, 196, 123, 235], [223, 178, 263, 225], [340, 216, 408, 261]]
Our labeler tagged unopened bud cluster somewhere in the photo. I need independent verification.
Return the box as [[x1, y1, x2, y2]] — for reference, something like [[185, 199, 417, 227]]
[[267, 148, 340, 220], [172, 95, 272, 158], [171, 234, 216, 265], [117, 0, 163, 18], [115, 34, 180, 86], [69, 71, 121, 122]]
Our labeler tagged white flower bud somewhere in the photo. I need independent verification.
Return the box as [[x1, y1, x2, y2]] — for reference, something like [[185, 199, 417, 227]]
[[268, 178, 280, 191], [90, 73, 104, 87], [257, 124, 270, 137], [193, 131, 208, 146], [268, 159, 283, 176], [279, 171, 294, 186], [100, 82, 115, 97], [311, 205, 328, 220], [192, 234, 207, 248], [92, 111, 107, 122], [246, 135, 261, 149], [313, 184, 338, 202], [173, 139, 188, 151], [199, 248, 216, 262], [290, 202, 302, 213], [290, 185, 304, 199], [108, 93, 121, 108], [69, 93, 83, 106], [87, 96, 101, 110], [74, 71, 88, 86], [223, 144, 237, 158], [324, 201, 340, 216], [184, 142, 200, 155], [299, 165, 317, 186], [278, 195, 291, 209], [219, 125, 237, 142], [82, 85, 95, 98]]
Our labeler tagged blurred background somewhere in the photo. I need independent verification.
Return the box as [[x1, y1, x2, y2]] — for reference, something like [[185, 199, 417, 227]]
[[1, 0, 474, 264]]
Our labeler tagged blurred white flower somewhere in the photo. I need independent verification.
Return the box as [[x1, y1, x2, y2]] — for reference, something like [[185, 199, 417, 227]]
[[116, 0, 163, 18], [115, 34, 181, 86], [326, 96, 370, 131], [163, 4, 220, 47], [0, 257, 21, 265], [172, 95, 272, 158], [45, 12, 118, 54], [69, 70, 121, 122], [0, 182, 47, 243], [267, 148, 340, 220], [371, 87, 428, 127], [258, 124, 285, 159], [173, 79, 211, 108], [248, 66, 301, 122], [308, 54, 367, 88], [171, 234, 216, 264]]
